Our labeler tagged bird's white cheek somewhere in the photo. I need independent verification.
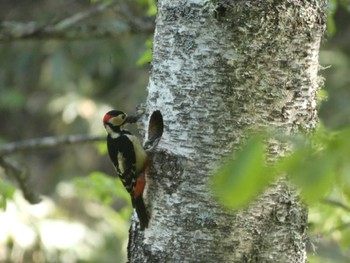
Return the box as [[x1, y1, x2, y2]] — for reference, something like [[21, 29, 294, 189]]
[[105, 125, 120, 138]]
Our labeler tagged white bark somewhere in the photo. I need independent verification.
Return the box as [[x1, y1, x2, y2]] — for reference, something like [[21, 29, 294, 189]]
[[129, 0, 327, 262]]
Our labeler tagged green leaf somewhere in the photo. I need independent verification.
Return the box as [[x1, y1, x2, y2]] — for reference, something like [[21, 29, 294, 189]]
[[136, 39, 153, 66], [0, 179, 15, 210], [317, 88, 328, 108], [212, 137, 272, 210], [278, 149, 335, 204], [137, 0, 157, 16], [299, 156, 335, 204]]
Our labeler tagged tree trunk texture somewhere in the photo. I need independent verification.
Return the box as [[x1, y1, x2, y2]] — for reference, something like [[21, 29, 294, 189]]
[[128, 0, 326, 262]]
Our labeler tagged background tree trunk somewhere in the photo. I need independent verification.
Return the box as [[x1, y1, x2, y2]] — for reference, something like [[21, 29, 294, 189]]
[[128, 0, 327, 262]]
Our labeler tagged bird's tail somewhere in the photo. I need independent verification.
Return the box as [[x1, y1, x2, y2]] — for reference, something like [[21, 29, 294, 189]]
[[132, 196, 149, 230]]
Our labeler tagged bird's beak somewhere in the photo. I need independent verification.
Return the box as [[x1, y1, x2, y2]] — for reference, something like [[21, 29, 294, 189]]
[[125, 115, 138, 124]]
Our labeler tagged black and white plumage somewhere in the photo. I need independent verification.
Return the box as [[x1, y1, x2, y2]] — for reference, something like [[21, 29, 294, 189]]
[[103, 110, 149, 229]]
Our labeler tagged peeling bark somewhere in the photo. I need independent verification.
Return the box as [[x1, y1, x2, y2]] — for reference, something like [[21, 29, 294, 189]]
[[128, 0, 327, 262]]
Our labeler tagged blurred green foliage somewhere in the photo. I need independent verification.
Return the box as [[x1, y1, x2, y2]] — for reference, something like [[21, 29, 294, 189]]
[[328, 0, 350, 36], [73, 171, 134, 226], [212, 137, 272, 210], [0, 89, 26, 111], [212, 129, 350, 261], [73, 171, 131, 207], [328, 0, 339, 36], [0, 179, 15, 209], [138, 0, 158, 16], [212, 125, 350, 208], [0, 182, 130, 263], [0, 0, 155, 262]]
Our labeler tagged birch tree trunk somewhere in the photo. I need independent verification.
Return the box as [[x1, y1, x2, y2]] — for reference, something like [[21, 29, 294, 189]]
[[128, 0, 327, 262]]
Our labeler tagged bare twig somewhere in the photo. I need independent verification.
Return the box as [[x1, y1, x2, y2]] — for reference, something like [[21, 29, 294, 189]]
[[0, 1, 114, 41], [0, 107, 145, 204], [0, 0, 154, 41], [52, 1, 115, 31], [0, 134, 105, 156], [0, 157, 41, 204], [0, 134, 105, 204], [117, 2, 155, 33], [322, 198, 350, 213]]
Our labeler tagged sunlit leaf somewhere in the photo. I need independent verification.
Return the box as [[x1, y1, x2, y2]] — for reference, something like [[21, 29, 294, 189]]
[[317, 88, 328, 107], [212, 137, 273, 210], [137, 0, 157, 16], [136, 39, 153, 66]]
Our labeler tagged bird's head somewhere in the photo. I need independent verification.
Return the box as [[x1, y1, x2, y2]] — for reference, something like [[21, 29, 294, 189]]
[[103, 110, 128, 134]]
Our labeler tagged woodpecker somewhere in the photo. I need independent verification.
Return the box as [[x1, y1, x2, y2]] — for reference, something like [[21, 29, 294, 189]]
[[103, 110, 149, 229]]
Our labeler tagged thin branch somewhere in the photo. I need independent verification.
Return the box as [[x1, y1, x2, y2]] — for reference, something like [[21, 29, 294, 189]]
[[52, 1, 115, 31], [0, 134, 104, 204], [0, 108, 144, 204], [322, 198, 350, 213], [0, 134, 105, 156], [0, 157, 41, 204], [316, 199, 350, 234], [117, 2, 155, 33], [0, 1, 154, 41]]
